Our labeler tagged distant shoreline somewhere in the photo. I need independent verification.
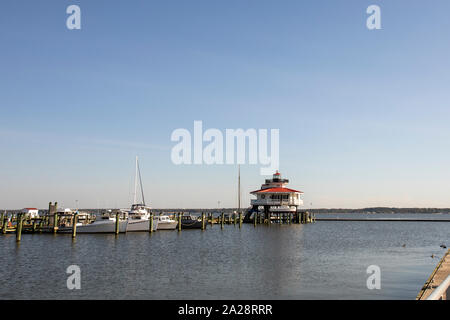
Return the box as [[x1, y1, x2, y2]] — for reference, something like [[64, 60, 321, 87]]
[[302, 208, 450, 214], [157, 208, 450, 214]]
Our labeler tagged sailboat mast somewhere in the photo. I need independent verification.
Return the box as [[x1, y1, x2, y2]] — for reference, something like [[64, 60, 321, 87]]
[[133, 156, 138, 205], [137, 158, 146, 206], [238, 165, 241, 214]]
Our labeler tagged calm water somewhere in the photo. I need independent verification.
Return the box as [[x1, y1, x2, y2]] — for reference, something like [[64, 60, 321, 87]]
[[0, 213, 448, 299]]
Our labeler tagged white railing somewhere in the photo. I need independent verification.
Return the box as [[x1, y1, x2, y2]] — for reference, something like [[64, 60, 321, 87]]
[[250, 199, 302, 206], [426, 275, 450, 300]]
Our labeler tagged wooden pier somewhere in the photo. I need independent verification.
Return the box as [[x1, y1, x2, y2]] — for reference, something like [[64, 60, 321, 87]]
[[417, 249, 450, 300]]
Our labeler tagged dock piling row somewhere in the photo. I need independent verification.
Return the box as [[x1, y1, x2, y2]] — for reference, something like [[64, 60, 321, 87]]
[[2, 208, 316, 243]]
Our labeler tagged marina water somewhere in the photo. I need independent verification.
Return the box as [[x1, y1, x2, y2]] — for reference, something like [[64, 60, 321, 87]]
[[0, 213, 448, 299]]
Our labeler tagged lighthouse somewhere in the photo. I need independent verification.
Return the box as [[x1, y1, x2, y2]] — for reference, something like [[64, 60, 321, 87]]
[[247, 171, 303, 222]]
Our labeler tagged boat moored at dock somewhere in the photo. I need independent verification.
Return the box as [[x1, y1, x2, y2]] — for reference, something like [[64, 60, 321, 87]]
[[71, 217, 128, 233], [127, 204, 159, 232], [124, 156, 158, 232], [155, 215, 178, 230], [180, 215, 203, 229]]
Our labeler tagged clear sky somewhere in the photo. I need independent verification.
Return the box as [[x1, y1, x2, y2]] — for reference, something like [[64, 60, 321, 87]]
[[1, 1, 449, 209]]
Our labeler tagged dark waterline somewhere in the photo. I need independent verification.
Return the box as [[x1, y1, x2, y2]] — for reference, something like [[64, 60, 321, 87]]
[[0, 213, 448, 299]]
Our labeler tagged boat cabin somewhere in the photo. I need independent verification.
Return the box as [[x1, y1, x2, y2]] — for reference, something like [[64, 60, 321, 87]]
[[22, 208, 39, 218]]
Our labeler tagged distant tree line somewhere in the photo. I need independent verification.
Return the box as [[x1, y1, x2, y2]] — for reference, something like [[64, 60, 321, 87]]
[[154, 207, 450, 214], [303, 207, 450, 214]]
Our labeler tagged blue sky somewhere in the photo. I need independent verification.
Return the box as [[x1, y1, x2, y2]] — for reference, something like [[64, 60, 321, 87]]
[[1, 0, 450, 209]]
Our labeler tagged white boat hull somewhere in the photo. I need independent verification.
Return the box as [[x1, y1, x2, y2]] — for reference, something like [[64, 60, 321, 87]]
[[156, 221, 178, 230], [127, 219, 159, 232], [75, 220, 128, 233]]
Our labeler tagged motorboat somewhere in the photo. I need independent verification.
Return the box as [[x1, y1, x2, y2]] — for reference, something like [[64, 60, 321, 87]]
[[73, 217, 128, 233], [180, 214, 203, 229], [59, 212, 128, 233], [155, 214, 178, 230]]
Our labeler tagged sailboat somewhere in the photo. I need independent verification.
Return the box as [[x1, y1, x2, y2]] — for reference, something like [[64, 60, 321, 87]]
[[126, 156, 159, 232]]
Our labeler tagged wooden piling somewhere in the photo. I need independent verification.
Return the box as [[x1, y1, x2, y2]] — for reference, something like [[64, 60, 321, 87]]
[[39, 218, 44, 232], [209, 213, 213, 227], [254, 213, 257, 227], [115, 212, 120, 235], [233, 213, 237, 225], [0, 212, 3, 230], [149, 213, 154, 233], [239, 212, 242, 228], [201, 212, 205, 230], [72, 213, 78, 238], [53, 212, 59, 234], [16, 213, 23, 242], [32, 219, 37, 233], [178, 212, 182, 231], [221, 212, 224, 229], [2, 214, 8, 234]]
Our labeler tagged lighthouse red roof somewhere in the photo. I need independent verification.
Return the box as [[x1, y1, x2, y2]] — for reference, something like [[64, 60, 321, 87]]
[[250, 187, 303, 194]]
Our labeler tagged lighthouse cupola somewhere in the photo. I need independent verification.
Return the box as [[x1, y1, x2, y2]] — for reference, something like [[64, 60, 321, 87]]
[[273, 170, 281, 180]]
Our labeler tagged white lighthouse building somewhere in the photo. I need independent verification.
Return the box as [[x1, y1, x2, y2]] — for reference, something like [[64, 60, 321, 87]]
[[249, 171, 303, 221]]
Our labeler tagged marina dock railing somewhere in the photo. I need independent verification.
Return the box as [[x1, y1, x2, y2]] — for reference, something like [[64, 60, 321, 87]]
[[417, 249, 450, 300], [426, 275, 450, 300]]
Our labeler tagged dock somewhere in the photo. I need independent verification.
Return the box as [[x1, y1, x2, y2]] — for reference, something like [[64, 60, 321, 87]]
[[0, 202, 317, 242], [417, 249, 450, 300]]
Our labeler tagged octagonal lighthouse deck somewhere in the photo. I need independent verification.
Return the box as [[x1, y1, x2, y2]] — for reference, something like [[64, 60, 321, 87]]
[[248, 171, 304, 221]]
